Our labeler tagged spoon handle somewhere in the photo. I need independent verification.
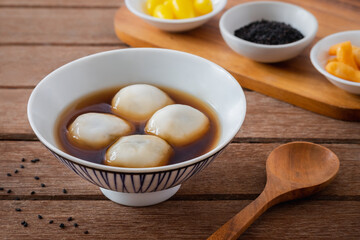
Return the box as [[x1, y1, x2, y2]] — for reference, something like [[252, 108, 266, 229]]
[[208, 190, 276, 240]]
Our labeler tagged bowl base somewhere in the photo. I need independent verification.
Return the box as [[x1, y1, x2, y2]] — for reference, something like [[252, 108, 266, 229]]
[[100, 185, 181, 207]]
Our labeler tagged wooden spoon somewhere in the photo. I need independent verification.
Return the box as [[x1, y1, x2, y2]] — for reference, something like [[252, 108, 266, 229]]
[[208, 142, 340, 240]]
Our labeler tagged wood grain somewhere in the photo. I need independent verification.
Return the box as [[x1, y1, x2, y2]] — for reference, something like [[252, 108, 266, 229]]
[[0, 46, 123, 87], [1, 142, 359, 198], [0, 89, 33, 139], [221, 0, 360, 36], [209, 142, 340, 239], [0, 0, 122, 7], [284, 0, 360, 24], [0, 1, 359, 239], [114, 1, 360, 121], [2, 89, 360, 140], [239, 93, 360, 141], [0, 200, 359, 239], [0, 8, 119, 44]]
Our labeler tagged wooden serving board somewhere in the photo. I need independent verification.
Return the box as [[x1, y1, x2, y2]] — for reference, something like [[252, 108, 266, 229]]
[[114, 0, 360, 121]]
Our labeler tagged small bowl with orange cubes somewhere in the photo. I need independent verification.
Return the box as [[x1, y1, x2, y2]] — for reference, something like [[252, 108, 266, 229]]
[[125, 0, 227, 32], [310, 30, 360, 94]]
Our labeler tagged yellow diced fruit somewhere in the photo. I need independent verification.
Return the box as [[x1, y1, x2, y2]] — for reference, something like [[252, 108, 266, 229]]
[[172, 0, 195, 19], [153, 3, 174, 19], [336, 41, 359, 70], [163, 0, 173, 15], [194, 0, 213, 16], [326, 61, 360, 83], [164, 0, 172, 9], [146, 0, 165, 15]]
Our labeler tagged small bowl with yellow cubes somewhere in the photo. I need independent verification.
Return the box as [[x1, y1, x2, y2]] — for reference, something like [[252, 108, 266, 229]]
[[125, 0, 227, 32], [310, 30, 360, 94]]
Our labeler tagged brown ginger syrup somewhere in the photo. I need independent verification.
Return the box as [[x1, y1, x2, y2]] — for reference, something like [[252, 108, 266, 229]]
[[55, 85, 220, 166]]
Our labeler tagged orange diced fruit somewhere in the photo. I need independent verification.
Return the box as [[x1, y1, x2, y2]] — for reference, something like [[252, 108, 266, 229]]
[[329, 41, 350, 55], [326, 61, 360, 83], [336, 41, 359, 70], [327, 57, 337, 64], [353, 47, 360, 68]]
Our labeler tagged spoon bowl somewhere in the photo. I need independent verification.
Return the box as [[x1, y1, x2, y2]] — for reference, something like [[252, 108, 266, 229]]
[[209, 142, 340, 240], [267, 142, 339, 190]]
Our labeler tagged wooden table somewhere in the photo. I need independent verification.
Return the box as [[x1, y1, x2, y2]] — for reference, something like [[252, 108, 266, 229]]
[[0, 0, 359, 239]]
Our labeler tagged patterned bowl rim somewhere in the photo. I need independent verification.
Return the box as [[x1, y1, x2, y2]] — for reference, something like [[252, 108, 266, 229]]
[[28, 48, 246, 174]]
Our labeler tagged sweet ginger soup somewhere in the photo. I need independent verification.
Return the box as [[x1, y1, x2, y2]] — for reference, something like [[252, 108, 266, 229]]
[[55, 84, 220, 168]]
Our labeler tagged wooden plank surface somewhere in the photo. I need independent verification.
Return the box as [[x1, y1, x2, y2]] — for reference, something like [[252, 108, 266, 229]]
[[1, 89, 360, 141], [0, 89, 33, 139], [114, 0, 360, 121], [1, 142, 359, 198], [0, 46, 122, 87], [0, 8, 119, 44], [0, 200, 359, 239], [1, 0, 359, 239], [0, 0, 122, 7]]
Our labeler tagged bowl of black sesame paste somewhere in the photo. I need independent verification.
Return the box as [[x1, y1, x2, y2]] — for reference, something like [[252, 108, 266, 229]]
[[219, 1, 318, 63]]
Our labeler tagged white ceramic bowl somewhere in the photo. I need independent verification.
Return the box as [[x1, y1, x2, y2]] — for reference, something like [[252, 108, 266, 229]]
[[125, 0, 227, 32], [27, 48, 246, 207], [310, 30, 360, 95], [219, 1, 318, 63]]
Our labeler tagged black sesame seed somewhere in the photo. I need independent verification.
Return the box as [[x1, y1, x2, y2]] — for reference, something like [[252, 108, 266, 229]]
[[62, 189, 67, 194], [31, 158, 40, 163], [31, 191, 35, 195], [234, 20, 304, 45], [84, 230, 89, 234], [14, 170, 19, 174], [7, 189, 12, 194], [7, 173, 12, 177], [67, 217, 73, 222], [15, 208, 22, 212], [23, 222, 28, 227], [59, 223, 65, 229], [74, 223, 79, 228], [22, 158, 26, 162], [38, 215, 43, 219], [34, 176, 40, 180], [21, 221, 26, 225], [20, 165, 25, 169], [49, 220, 54, 224], [41, 183, 46, 188], [0, 187, 3, 191]]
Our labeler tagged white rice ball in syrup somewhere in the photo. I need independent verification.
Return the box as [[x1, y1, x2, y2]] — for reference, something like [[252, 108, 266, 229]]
[[112, 84, 174, 122], [105, 135, 173, 168], [68, 112, 132, 149], [145, 104, 210, 146]]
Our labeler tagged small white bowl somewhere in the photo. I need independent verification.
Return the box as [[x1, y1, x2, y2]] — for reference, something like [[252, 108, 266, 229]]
[[310, 30, 360, 95], [125, 0, 227, 32], [219, 1, 318, 63]]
